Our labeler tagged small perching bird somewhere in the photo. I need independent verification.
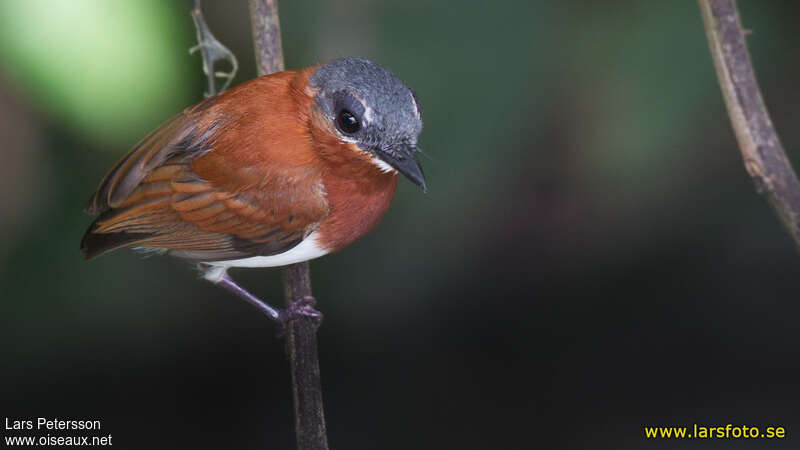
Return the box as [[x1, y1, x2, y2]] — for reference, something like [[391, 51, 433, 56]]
[[81, 58, 425, 322]]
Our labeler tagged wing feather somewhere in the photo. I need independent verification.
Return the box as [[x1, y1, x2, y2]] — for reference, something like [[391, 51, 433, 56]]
[[81, 86, 329, 262]]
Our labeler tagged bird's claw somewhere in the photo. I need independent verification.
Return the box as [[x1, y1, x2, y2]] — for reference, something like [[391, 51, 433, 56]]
[[276, 296, 323, 336]]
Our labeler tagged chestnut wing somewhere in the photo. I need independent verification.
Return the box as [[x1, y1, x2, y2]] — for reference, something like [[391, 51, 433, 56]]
[[81, 98, 328, 261]]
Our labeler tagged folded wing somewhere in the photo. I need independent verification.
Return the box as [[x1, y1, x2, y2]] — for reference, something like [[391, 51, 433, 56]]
[[81, 96, 328, 261]]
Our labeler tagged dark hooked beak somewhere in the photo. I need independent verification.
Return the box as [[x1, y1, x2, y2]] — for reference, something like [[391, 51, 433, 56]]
[[378, 146, 427, 192]]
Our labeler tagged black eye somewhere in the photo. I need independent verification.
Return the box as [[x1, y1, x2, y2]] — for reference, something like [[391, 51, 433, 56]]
[[336, 109, 361, 134]]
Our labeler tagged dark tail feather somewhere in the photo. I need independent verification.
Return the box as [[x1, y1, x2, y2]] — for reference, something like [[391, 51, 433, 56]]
[[80, 221, 153, 260]]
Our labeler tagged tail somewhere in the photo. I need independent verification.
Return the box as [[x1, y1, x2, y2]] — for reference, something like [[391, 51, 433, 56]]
[[80, 217, 153, 260]]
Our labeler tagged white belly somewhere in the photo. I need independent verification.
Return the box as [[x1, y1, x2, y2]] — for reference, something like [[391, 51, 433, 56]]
[[201, 232, 329, 282]]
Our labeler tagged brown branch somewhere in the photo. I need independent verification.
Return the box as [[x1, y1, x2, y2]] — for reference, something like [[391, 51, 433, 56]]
[[281, 263, 329, 450], [699, 0, 800, 252], [249, 0, 285, 75], [247, 1, 329, 449]]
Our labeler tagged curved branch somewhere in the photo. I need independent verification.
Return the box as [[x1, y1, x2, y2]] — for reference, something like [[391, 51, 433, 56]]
[[699, 0, 800, 252]]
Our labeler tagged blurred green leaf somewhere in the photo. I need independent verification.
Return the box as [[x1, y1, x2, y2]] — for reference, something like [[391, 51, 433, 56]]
[[0, 0, 193, 147]]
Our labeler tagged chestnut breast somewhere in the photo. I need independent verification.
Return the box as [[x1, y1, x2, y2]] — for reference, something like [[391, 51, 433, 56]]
[[317, 162, 398, 252]]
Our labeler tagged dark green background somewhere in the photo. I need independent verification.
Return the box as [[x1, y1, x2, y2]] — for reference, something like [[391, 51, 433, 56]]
[[2, 1, 799, 448]]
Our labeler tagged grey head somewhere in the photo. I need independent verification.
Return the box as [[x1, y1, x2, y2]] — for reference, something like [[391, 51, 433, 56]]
[[309, 57, 425, 190]]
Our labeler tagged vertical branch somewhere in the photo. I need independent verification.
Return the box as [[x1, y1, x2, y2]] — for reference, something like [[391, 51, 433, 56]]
[[699, 0, 800, 252], [247, 2, 330, 449], [281, 263, 329, 450], [249, 0, 285, 75]]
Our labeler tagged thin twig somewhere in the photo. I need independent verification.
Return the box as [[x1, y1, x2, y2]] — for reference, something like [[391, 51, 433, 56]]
[[699, 0, 800, 252], [190, 0, 238, 96], [247, 1, 330, 449]]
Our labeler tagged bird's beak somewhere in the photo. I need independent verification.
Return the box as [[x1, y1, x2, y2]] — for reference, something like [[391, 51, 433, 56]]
[[379, 146, 427, 192]]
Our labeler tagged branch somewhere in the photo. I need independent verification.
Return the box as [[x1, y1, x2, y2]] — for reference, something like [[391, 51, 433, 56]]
[[249, 0, 285, 75], [281, 263, 329, 450], [247, 1, 329, 449], [699, 0, 800, 252]]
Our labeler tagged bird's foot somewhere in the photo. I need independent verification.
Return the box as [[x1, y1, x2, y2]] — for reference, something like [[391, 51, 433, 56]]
[[276, 296, 322, 335], [206, 268, 322, 337]]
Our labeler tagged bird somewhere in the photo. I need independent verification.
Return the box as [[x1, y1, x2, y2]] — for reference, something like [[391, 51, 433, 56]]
[[80, 57, 425, 323]]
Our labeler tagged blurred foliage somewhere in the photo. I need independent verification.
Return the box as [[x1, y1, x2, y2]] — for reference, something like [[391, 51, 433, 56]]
[[2, 1, 800, 449], [0, 0, 194, 146]]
